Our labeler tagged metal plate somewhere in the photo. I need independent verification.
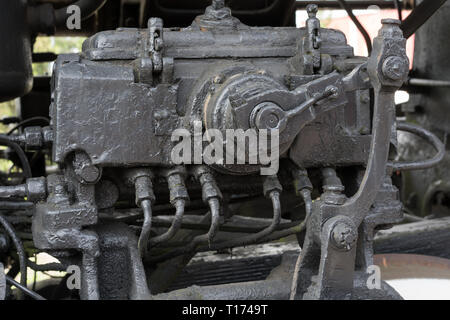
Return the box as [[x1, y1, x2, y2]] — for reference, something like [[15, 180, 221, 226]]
[[0, 263, 5, 300]]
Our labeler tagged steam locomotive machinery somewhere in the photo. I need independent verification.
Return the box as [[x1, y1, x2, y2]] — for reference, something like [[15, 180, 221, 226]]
[[0, 1, 445, 300]]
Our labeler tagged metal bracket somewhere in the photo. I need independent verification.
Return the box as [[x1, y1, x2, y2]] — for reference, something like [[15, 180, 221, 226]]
[[133, 17, 174, 85], [303, 4, 322, 74], [149, 17, 164, 73]]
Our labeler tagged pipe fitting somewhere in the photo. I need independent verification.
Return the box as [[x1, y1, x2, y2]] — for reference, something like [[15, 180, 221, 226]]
[[193, 166, 222, 203], [26, 177, 47, 203], [165, 167, 189, 204], [128, 169, 155, 206], [321, 168, 346, 205], [128, 168, 156, 256], [292, 168, 313, 194], [0, 177, 47, 203], [263, 175, 283, 199]]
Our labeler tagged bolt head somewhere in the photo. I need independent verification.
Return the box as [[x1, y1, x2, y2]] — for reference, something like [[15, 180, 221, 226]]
[[252, 102, 286, 132], [331, 222, 357, 251], [26, 177, 47, 202], [306, 4, 318, 17], [78, 165, 101, 184], [212, 0, 225, 10], [382, 56, 409, 81]]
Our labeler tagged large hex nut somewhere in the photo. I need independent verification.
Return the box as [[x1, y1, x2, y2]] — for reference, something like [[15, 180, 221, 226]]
[[23, 126, 44, 149], [26, 177, 47, 202]]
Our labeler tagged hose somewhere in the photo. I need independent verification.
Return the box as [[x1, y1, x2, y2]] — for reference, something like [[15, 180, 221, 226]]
[[7, 117, 49, 136], [149, 199, 185, 247], [394, 0, 402, 21], [389, 122, 445, 171], [138, 199, 153, 257], [0, 185, 27, 200], [0, 201, 34, 210], [206, 198, 221, 246], [290, 188, 312, 300], [0, 214, 27, 300], [147, 191, 282, 264], [171, 197, 220, 254], [5, 275, 45, 300], [301, 189, 313, 222], [337, 0, 372, 55], [27, 260, 66, 272], [215, 191, 282, 248], [0, 135, 32, 179]]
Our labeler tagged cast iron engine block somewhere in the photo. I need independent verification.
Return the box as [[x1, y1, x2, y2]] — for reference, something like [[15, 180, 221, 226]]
[[14, 1, 433, 300]]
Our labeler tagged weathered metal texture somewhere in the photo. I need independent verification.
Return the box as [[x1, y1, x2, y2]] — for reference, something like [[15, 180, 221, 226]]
[[401, 1, 450, 217], [51, 54, 178, 166], [292, 20, 409, 300], [154, 251, 298, 300], [355, 176, 404, 271], [32, 173, 100, 300], [161, 244, 450, 292], [154, 251, 401, 300], [82, 27, 352, 61], [51, 9, 371, 171], [31, 2, 416, 301], [167, 255, 282, 291], [95, 223, 151, 300]]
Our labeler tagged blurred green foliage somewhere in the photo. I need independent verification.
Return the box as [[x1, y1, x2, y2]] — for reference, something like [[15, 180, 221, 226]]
[[32, 36, 86, 76]]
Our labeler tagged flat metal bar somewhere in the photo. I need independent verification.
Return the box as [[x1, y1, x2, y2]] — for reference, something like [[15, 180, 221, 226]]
[[400, 0, 448, 39], [408, 78, 450, 87]]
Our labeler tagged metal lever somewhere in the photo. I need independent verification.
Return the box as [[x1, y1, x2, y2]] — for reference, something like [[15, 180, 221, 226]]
[[250, 85, 339, 132], [292, 19, 410, 300]]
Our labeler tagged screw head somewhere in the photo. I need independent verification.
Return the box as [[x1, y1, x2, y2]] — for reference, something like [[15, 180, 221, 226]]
[[212, 0, 225, 10], [78, 165, 101, 184], [306, 4, 318, 17], [331, 222, 357, 251], [252, 102, 286, 132], [382, 56, 409, 81]]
